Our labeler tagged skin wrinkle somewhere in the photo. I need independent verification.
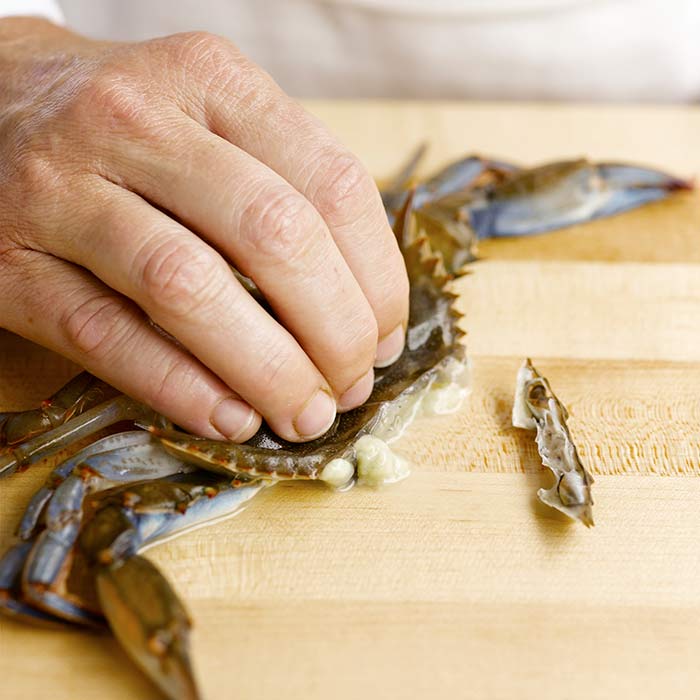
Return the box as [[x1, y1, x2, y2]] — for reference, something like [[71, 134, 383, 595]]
[[161, 32, 268, 132], [192, 77, 409, 339], [62, 294, 140, 360], [137, 237, 230, 321], [236, 187, 325, 270]]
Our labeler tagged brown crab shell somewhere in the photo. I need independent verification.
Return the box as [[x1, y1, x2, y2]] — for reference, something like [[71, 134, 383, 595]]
[[152, 194, 467, 483]]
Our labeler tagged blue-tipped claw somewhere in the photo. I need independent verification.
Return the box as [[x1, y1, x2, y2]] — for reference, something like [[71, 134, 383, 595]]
[[468, 159, 693, 239]]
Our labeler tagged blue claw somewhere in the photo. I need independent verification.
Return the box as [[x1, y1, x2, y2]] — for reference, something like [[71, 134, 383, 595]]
[[597, 162, 692, 190], [468, 159, 692, 239]]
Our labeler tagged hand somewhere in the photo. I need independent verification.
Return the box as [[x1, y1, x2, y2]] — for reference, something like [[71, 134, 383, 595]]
[[0, 18, 408, 443]]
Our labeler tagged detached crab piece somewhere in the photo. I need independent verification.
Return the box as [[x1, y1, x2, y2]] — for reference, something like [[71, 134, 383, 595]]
[[513, 359, 595, 527], [468, 159, 692, 239]]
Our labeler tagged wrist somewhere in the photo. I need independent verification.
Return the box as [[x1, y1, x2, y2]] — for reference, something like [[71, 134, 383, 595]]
[[0, 18, 97, 109]]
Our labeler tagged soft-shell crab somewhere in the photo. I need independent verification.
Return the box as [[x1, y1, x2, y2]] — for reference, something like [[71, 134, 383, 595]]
[[0, 149, 690, 699]]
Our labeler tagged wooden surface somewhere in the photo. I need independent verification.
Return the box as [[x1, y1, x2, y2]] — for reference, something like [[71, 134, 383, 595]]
[[2, 101, 700, 699]]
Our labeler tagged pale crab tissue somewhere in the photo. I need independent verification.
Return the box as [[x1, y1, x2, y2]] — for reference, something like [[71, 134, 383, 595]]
[[421, 356, 472, 417], [355, 434, 410, 487], [322, 356, 471, 490], [511, 361, 537, 430], [319, 458, 356, 489]]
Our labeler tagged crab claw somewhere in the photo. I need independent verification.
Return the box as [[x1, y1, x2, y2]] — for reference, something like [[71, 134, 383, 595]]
[[97, 555, 201, 700], [469, 159, 693, 239]]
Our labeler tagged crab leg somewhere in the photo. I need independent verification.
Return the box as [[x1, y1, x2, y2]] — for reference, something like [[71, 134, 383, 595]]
[[380, 142, 428, 214], [0, 395, 157, 478], [383, 149, 519, 226], [0, 372, 118, 449], [468, 159, 692, 239], [19, 440, 194, 624], [18, 431, 160, 540], [413, 155, 518, 210], [0, 541, 64, 625]]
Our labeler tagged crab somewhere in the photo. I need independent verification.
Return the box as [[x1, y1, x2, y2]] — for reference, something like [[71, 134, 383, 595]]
[[0, 148, 691, 700]]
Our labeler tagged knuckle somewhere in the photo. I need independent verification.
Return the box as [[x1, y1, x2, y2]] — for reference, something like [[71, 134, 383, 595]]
[[313, 151, 376, 221], [139, 238, 226, 318], [241, 189, 316, 264], [176, 32, 264, 110], [12, 149, 57, 199], [63, 295, 133, 361], [328, 311, 378, 371], [163, 31, 240, 82], [146, 356, 200, 411], [171, 30, 233, 60], [77, 73, 153, 135], [254, 343, 298, 397]]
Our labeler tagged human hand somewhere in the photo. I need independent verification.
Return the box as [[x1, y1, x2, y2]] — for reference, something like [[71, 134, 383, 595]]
[[0, 18, 408, 443]]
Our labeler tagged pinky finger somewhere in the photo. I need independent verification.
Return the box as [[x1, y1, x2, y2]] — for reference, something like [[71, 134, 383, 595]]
[[1, 249, 261, 442]]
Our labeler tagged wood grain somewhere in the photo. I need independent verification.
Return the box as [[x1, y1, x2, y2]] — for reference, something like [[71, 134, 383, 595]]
[[457, 260, 700, 361], [2, 101, 700, 700]]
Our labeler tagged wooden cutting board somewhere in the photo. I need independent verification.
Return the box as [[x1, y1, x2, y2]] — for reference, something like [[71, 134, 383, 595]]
[[1, 102, 699, 700]]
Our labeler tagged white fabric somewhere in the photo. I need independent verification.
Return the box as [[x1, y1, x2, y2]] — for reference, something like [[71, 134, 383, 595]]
[[0, 0, 63, 23], [1, 0, 699, 102]]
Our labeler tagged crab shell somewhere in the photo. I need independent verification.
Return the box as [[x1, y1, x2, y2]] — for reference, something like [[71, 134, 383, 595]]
[[150, 192, 470, 487]]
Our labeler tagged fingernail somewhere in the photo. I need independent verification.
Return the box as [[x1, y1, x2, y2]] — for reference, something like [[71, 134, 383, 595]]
[[293, 389, 336, 440], [210, 397, 257, 442], [337, 368, 374, 412], [375, 325, 405, 368]]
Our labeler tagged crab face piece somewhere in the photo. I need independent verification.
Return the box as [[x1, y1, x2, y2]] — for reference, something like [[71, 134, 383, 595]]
[[512, 359, 595, 527]]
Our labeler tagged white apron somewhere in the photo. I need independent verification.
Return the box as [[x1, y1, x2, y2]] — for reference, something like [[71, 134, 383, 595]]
[[2, 0, 699, 101]]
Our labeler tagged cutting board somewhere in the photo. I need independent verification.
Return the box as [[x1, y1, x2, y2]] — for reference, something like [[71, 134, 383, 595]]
[[1, 102, 699, 700]]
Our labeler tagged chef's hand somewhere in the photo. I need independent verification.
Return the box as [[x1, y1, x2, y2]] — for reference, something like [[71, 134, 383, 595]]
[[0, 18, 408, 442]]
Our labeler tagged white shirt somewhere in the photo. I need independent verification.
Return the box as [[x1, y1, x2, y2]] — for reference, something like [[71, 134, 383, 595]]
[[2, 0, 699, 102]]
